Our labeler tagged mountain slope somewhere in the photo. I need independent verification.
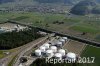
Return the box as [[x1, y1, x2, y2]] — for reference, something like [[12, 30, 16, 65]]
[[1, 0, 100, 15], [34, 0, 82, 5], [0, 0, 14, 3], [0, 0, 100, 5], [70, 0, 98, 15], [92, 5, 100, 14], [0, 0, 83, 5]]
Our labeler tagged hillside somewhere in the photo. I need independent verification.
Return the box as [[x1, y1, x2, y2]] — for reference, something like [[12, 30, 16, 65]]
[[34, 0, 83, 5], [96, 0, 100, 3], [0, 0, 14, 3], [70, 0, 100, 15], [92, 5, 100, 14], [0, 0, 99, 5], [0, 0, 83, 5], [0, 0, 100, 15]]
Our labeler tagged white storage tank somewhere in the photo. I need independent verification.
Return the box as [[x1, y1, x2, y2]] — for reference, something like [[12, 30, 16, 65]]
[[59, 39, 65, 44], [46, 50, 53, 57], [35, 49, 41, 56], [14, 25, 18, 29], [0, 28, 4, 31], [50, 46, 57, 52], [62, 37, 68, 41], [19, 63, 23, 66], [39, 46, 46, 52], [55, 53, 62, 60], [43, 43, 50, 49], [58, 49, 66, 56], [56, 41, 63, 47], [66, 52, 76, 62]]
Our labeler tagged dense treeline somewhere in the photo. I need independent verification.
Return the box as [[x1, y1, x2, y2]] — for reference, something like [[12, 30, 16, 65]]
[[30, 58, 78, 66], [0, 28, 41, 50]]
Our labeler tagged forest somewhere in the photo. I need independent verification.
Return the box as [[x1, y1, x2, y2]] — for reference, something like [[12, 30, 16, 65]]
[[0, 28, 41, 50]]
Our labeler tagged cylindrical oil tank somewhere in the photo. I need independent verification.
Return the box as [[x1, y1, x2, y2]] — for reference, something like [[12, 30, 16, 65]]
[[62, 37, 68, 41], [35, 49, 41, 56], [19, 64, 23, 66], [46, 50, 53, 57], [59, 39, 65, 44], [58, 49, 66, 56], [39, 46, 46, 52], [43, 43, 50, 49], [56, 41, 63, 47], [66, 52, 76, 62], [55, 53, 62, 60], [50, 46, 57, 52]]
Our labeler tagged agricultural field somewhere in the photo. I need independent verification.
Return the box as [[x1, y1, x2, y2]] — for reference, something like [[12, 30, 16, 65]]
[[79, 45, 100, 66], [0, 12, 100, 42]]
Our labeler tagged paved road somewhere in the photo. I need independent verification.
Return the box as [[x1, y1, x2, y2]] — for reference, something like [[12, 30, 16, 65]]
[[13, 36, 48, 66], [20, 56, 38, 66], [0, 36, 48, 66], [0, 45, 31, 66]]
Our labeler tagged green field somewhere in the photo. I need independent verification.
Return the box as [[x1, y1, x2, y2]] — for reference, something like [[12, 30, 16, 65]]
[[0, 48, 20, 59], [0, 50, 5, 58], [70, 25, 99, 34], [0, 12, 100, 41], [80, 45, 100, 66]]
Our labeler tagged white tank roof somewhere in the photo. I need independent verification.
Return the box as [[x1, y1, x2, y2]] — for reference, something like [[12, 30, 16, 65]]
[[46, 50, 53, 53], [50, 46, 57, 49], [35, 49, 41, 56], [67, 52, 76, 59], [50, 46, 57, 52], [35, 49, 41, 53], [55, 53, 62, 58], [62, 37, 68, 40], [19, 64, 23, 66], [59, 39, 65, 42], [40, 45, 45, 48], [58, 49, 65, 56], [0, 29, 4, 30], [56, 41, 63, 47], [46, 50, 53, 57], [39, 46, 46, 52], [57, 41, 62, 44], [43, 43, 50, 49], [14, 25, 18, 28], [44, 43, 50, 46]]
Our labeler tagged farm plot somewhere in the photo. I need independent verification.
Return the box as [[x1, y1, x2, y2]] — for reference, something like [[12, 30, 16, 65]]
[[79, 45, 100, 66], [67, 24, 100, 41], [63, 40, 86, 55], [0, 12, 100, 42]]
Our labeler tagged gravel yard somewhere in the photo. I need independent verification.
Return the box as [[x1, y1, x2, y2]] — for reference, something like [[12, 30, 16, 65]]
[[64, 40, 86, 55]]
